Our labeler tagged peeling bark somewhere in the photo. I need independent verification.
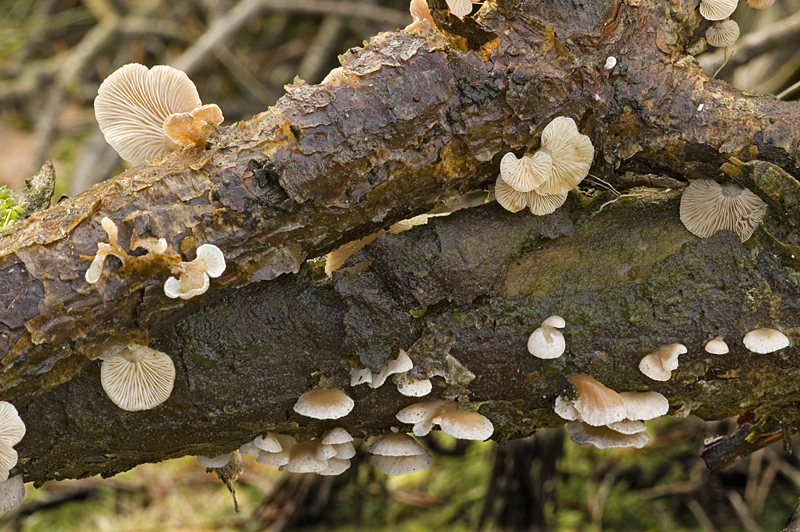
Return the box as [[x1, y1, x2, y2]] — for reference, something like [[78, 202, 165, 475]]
[[3, 0, 800, 483]]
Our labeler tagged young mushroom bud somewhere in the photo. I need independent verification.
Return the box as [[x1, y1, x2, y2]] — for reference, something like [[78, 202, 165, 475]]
[[705, 336, 729, 355], [527, 324, 566, 359], [163, 243, 226, 300], [163, 104, 224, 149]]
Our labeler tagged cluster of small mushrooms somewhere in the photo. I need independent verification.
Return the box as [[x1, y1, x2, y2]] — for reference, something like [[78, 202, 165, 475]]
[[0, 0, 772, 514], [699, 0, 776, 49]]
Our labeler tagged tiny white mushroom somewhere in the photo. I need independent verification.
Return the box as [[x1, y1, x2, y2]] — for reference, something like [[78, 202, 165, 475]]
[[638, 343, 687, 381], [499, 151, 553, 193], [0, 403, 26, 449], [568, 374, 627, 427], [567, 421, 649, 449], [321, 428, 353, 445], [606, 419, 647, 435], [619, 391, 670, 421], [368, 432, 428, 457], [197, 453, 232, 468], [537, 117, 595, 195], [743, 328, 790, 354], [100, 343, 176, 411], [705, 336, 730, 355], [604, 56, 617, 70], [85, 217, 126, 284], [394, 374, 433, 397], [432, 402, 494, 441], [256, 434, 295, 466], [369, 433, 433, 476], [239, 440, 261, 455], [254, 433, 283, 453], [527, 326, 566, 359], [279, 442, 327, 473], [396, 400, 449, 437], [350, 367, 373, 386], [318, 457, 351, 476], [293, 387, 354, 420], [164, 243, 226, 300], [0, 476, 24, 512], [372, 453, 433, 476], [315, 443, 338, 461], [445, 0, 471, 17], [554, 396, 580, 421], [370, 349, 414, 388]]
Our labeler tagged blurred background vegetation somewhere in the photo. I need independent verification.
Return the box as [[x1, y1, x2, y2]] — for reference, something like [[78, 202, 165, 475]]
[[2, 0, 800, 530]]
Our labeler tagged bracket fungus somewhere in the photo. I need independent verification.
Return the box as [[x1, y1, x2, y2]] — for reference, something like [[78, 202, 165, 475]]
[[322, 428, 356, 459], [100, 343, 176, 411], [618, 391, 670, 421], [567, 421, 649, 449], [679, 179, 766, 242], [279, 442, 328, 474], [394, 374, 433, 397], [293, 386, 354, 420], [743, 328, 790, 354], [95, 63, 223, 165], [164, 243, 226, 300], [638, 343, 687, 381], [369, 432, 433, 476]]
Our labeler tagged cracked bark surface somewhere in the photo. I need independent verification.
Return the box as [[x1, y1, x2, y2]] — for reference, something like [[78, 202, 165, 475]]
[[3, 0, 800, 483]]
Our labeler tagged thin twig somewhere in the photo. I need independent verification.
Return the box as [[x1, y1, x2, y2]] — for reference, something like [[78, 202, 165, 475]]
[[686, 498, 719, 532], [727, 490, 764, 532]]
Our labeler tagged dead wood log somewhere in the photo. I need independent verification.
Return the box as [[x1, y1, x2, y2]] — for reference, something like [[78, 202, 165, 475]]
[[3, 0, 800, 483]]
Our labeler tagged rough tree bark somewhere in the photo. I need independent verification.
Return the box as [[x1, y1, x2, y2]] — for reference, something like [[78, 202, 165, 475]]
[[2, 0, 800, 484]]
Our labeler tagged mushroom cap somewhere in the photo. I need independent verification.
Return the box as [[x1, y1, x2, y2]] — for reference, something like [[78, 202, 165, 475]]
[[434, 402, 494, 441], [370, 349, 414, 388], [293, 387, 354, 419], [537, 117, 595, 195], [190, 103, 224, 126], [526, 189, 569, 216], [746, 0, 774, 7], [527, 326, 566, 359], [499, 151, 553, 193], [318, 457, 351, 476], [321, 427, 353, 445], [333, 442, 357, 459], [541, 315, 566, 328], [254, 433, 283, 453], [372, 453, 433, 476], [638, 354, 672, 381], [280, 442, 327, 473], [606, 419, 647, 435], [554, 396, 580, 421], [197, 453, 232, 468], [256, 449, 291, 466], [316, 443, 338, 460], [394, 374, 433, 397], [0, 476, 24, 512], [705, 336, 730, 355], [396, 400, 448, 437], [164, 271, 209, 300], [239, 440, 261, 455], [743, 328, 790, 354], [350, 367, 373, 386], [196, 244, 226, 278], [619, 391, 670, 421], [567, 421, 650, 449], [679, 180, 766, 242], [445, 0, 471, 17], [706, 19, 740, 47], [100, 344, 176, 411], [0, 402, 25, 448], [654, 343, 687, 371], [568, 373, 627, 427], [369, 433, 428, 457], [95, 63, 201, 164], [699, 0, 739, 20], [495, 176, 529, 213]]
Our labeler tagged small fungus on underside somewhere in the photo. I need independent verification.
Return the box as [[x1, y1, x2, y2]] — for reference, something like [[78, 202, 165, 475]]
[[679, 179, 766, 242], [100, 343, 176, 411], [164, 243, 226, 299]]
